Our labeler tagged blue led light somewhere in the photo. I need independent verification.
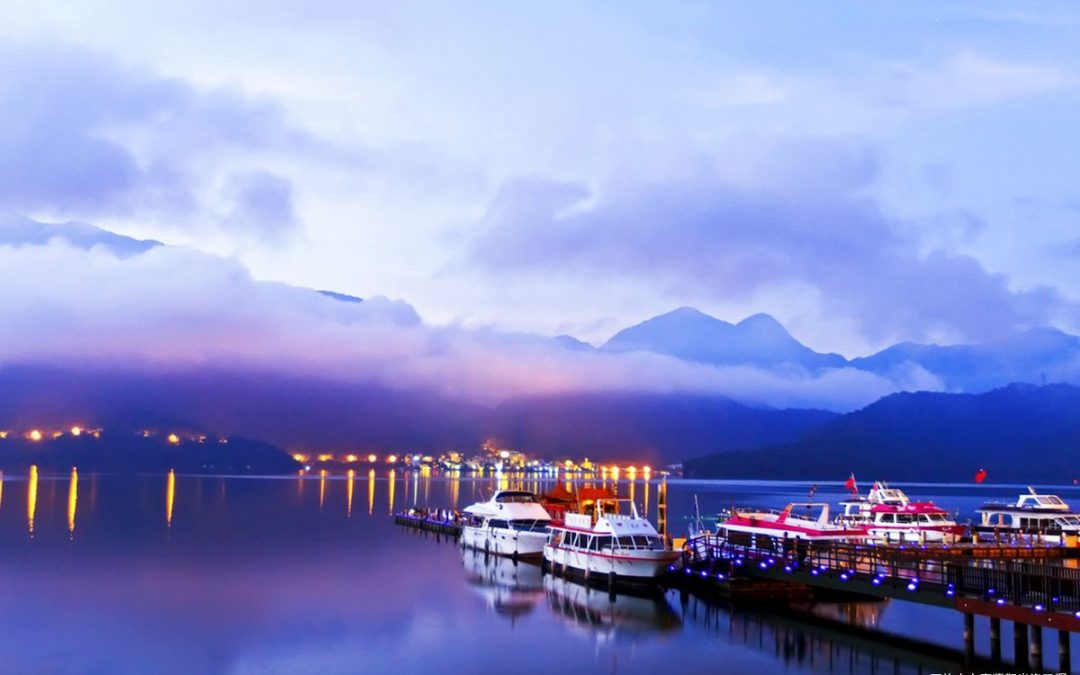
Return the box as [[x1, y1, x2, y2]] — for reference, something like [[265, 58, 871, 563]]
[[700, 570, 709, 577], [1035, 604, 1044, 611], [871, 578, 882, 586], [907, 582, 917, 591], [996, 598, 1006, 606]]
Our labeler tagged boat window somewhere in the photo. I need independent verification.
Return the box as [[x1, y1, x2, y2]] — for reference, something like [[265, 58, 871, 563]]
[[632, 535, 662, 550], [594, 536, 613, 550], [509, 519, 549, 532], [1057, 516, 1080, 526], [896, 514, 914, 524], [879, 514, 895, 524], [565, 532, 579, 548], [617, 535, 636, 549], [495, 492, 537, 503], [489, 519, 509, 529]]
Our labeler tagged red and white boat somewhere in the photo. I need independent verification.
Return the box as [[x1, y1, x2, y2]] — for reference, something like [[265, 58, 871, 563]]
[[719, 502, 871, 543], [839, 482, 965, 544], [544, 498, 680, 583]]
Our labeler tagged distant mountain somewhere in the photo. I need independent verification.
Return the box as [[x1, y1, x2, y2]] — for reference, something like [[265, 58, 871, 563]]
[[0, 212, 161, 257], [850, 328, 1080, 392], [684, 383, 1080, 482], [488, 392, 838, 465], [317, 290, 363, 303], [602, 307, 846, 371]]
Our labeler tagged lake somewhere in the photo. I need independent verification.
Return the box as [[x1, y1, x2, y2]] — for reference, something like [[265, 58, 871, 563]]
[[0, 469, 1074, 674]]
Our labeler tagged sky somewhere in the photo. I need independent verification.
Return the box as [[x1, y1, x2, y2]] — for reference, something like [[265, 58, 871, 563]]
[[0, 2, 1079, 409]]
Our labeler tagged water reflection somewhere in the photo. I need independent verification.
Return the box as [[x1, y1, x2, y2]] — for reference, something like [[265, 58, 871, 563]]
[[461, 549, 544, 620], [67, 467, 78, 536], [545, 576, 681, 641], [166, 469, 175, 527], [27, 464, 37, 536], [0, 472, 1052, 675]]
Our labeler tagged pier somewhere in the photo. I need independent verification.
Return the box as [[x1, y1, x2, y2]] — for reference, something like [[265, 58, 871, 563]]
[[675, 534, 1080, 671], [393, 511, 463, 537]]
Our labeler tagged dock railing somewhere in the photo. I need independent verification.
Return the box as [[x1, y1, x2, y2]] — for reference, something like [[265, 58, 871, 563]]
[[683, 534, 1080, 614]]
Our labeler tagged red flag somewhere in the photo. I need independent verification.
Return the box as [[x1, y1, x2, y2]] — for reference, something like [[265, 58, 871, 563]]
[[844, 473, 858, 495], [975, 468, 988, 484]]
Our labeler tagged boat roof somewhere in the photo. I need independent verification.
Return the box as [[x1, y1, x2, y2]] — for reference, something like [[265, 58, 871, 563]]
[[464, 491, 551, 519]]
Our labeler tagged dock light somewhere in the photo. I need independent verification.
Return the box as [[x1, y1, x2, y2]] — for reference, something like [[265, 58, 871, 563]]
[[840, 572, 850, 581], [784, 565, 792, 573], [811, 569, 820, 576], [1035, 604, 1045, 612], [987, 588, 996, 596], [946, 590, 955, 597], [668, 565, 676, 572], [717, 573, 725, 580], [700, 570, 708, 577], [996, 598, 1006, 606], [684, 568, 691, 575], [1073, 611, 1080, 619], [906, 582, 917, 591], [367, 454, 377, 463], [759, 562, 767, 569], [872, 578, 882, 586]]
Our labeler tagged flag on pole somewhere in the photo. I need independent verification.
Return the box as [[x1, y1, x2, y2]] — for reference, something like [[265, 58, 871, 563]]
[[808, 483, 818, 499], [844, 473, 858, 495], [974, 468, 988, 484]]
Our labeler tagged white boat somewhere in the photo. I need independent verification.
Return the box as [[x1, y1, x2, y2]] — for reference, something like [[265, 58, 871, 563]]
[[543, 498, 679, 583], [974, 487, 1080, 545], [838, 482, 965, 544], [461, 490, 552, 560]]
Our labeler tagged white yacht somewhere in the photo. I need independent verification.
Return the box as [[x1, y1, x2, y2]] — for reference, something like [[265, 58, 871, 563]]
[[544, 497, 679, 583], [974, 487, 1080, 545], [461, 490, 552, 560]]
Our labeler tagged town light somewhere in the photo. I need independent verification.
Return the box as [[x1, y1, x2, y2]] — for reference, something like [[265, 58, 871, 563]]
[[167, 433, 181, 445], [367, 454, 377, 463], [386, 454, 398, 463], [344, 454, 358, 463], [70, 426, 82, 437], [28, 429, 43, 442]]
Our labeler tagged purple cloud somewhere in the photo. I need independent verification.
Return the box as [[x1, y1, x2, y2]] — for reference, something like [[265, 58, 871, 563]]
[[465, 138, 1071, 345]]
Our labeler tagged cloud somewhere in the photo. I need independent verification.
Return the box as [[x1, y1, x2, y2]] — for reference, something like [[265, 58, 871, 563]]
[[0, 216, 932, 411], [464, 138, 1072, 345], [0, 40, 324, 239]]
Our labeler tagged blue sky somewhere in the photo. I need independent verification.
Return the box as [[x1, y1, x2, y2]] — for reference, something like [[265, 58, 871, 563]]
[[1, 1, 1079, 360]]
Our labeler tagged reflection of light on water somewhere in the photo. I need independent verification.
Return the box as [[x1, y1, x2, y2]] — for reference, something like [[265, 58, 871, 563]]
[[166, 469, 176, 527], [68, 468, 78, 535], [628, 478, 636, 505], [27, 465, 38, 536], [319, 469, 327, 508], [367, 468, 375, 516], [411, 470, 419, 506], [449, 472, 460, 509], [388, 469, 396, 513], [0, 469, 4, 512], [643, 479, 650, 520], [346, 469, 355, 518]]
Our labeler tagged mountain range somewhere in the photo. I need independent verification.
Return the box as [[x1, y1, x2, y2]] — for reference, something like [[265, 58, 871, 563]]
[[5, 214, 1080, 476], [684, 383, 1080, 482]]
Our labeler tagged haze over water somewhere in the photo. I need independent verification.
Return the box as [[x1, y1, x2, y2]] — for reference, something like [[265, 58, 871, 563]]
[[1, 470, 1073, 674]]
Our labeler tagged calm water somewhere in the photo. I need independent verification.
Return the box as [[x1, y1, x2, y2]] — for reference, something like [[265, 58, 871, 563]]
[[0, 470, 1076, 674]]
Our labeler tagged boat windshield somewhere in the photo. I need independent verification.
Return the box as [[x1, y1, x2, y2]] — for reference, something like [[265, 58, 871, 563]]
[[1057, 515, 1080, 527], [615, 535, 664, 550], [507, 519, 549, 532], [494, 492, 537, 504]]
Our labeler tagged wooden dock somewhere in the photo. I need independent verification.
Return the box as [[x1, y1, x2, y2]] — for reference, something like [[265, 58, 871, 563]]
[[674, 533, 1080, 672], [393, 512, 463, 538]]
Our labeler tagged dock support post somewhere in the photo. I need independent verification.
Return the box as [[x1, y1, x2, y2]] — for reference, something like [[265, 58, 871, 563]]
[[962, 613, 975, 664], [1014, 622, 1030, 670], [989, 617, 1001, 663], [1030, 624, 1043, 671], [1059, 629, 1071, 674]]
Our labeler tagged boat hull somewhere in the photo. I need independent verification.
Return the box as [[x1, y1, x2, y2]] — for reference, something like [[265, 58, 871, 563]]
[[461, 525, 548, 560], [542, 543, 679, 581]]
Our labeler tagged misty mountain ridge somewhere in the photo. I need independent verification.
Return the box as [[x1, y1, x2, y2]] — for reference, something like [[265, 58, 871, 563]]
[[602, 306, 847, 371], [684, 383, 1080, 482]]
